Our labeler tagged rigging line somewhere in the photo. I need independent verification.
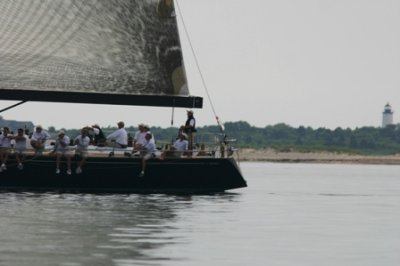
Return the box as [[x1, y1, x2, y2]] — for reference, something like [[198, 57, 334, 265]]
[[171, 100, 176, 144], [0, 100, 28, 113], [175, 0, 225, 133], [171, 99, 175, 127]]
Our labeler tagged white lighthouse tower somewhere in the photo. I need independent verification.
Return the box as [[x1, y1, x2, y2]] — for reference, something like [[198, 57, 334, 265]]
[[382, 103, 394, 127]]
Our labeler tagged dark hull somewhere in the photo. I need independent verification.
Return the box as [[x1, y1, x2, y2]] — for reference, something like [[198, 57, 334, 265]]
[[0, 156, 247, 193]]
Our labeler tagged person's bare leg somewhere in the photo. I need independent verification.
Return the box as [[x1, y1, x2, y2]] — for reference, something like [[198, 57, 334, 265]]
[[56, 154, 61, 171]]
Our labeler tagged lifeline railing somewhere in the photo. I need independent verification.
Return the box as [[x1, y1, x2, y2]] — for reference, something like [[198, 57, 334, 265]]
[[6, 133, 240, 160]]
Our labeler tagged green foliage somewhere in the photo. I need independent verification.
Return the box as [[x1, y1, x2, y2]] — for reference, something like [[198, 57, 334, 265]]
[[0, 116, 34, 133], [48, 121, 400, 155]]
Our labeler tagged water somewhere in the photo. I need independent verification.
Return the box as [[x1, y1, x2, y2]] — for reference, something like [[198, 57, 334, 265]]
[[1, 162, 400, 266]]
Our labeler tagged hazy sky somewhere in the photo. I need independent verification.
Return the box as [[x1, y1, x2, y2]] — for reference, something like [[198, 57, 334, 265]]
[[1, 0, 400, 130]]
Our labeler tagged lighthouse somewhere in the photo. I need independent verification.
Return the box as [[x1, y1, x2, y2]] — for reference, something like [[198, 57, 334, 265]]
[[382, 103, 394, 127]]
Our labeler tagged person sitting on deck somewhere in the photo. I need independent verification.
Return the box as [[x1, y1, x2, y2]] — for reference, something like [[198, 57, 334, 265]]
[[91, 124, 106, 146], [143, 125, 156, 145], [160, 132, 189, 160], [30, 125, 50, 155], [172, 132, 189, 157], [74, 128, 90, 174], [174, 132, 189, 151], [133, 123, 147, 151], [13, 128, 28, 170], [131, 124, 155, 156], [54, 130, 72, 175], [106, 121, 128, 148], [0, 127, 12, 172], [138, 133, 157, 178], [195, 143, 210, 157]]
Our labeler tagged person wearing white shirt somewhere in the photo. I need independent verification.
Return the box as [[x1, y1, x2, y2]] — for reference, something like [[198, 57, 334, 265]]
[[160, 133, 188, 160], [74, 128, 90, 174], [131, 124, 156, 157], [30, 125, 50, 155], [13, 128, 28, 170], [106, 121, 128, 148], [0, 127, 12, 171], [54, 131, 72, 175], [174, 133, 189, 152], [133, 124, 147, 150], [143, 125, 156, 144], [138, 133, 157, 177]]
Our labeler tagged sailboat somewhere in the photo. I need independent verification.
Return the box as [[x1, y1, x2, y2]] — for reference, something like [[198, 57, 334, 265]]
[[0, 0, 246, 193]]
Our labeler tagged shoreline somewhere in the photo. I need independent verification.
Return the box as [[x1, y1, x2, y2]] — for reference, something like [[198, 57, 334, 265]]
[[238, 148, 400, 165]]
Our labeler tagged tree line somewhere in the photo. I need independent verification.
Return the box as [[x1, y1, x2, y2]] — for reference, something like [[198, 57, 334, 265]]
[[223, 121, 400, 155], [50, 121, 400, 155]]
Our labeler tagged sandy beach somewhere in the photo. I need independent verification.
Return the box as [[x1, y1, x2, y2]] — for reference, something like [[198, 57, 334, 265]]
[[238, 148, 400, 165]]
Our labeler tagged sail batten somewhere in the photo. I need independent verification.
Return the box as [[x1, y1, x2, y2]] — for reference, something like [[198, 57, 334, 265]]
[[0, 0, 198, 107]]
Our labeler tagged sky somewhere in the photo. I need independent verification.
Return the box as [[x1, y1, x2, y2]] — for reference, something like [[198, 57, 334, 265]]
[[1, 0, 400, 130]]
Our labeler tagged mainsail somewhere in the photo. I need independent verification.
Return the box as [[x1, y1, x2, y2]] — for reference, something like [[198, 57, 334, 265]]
[[0, 0, 202, 108]]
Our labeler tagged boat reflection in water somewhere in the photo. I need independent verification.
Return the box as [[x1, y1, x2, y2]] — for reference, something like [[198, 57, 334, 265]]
[[0, 192, 241, 265]]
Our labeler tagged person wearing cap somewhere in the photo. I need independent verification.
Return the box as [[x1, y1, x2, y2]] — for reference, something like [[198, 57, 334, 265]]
[[138, 133, 157, 177], [144, 125, 156, 144], [159, 132, 188, 160], [74, 128, 90, 174], [173, 132, 189, 153], [130, 124, 155, 156], [133, 123, 147, 150], [54, 130, 72, 175], [106, 121, 128, 148], [182, 110, 197, 150], [30, 125, 50, 155], [0, 127, 12, 171]]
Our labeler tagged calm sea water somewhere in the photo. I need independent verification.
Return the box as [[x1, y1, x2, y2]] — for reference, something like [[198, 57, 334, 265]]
[[0, 162, 399, 266]]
